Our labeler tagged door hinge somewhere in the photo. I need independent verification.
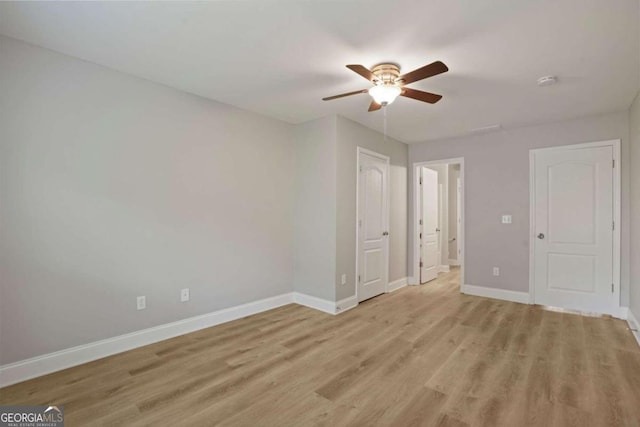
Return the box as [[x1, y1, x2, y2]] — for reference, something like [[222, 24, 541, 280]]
[[420, 261, 423, 268], [419, 232, 422, 239], [612, 283, 614, 293], [613, 221, 615, 231], [419, 177, 423, 185], [359, 219, 362, 227], [613, 159, 615, 168], [419, 219, 423, 225], [358, 275, 361, 283]]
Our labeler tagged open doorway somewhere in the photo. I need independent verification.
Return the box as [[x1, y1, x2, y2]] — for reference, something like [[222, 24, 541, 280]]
[[413, 158, 464, 291]]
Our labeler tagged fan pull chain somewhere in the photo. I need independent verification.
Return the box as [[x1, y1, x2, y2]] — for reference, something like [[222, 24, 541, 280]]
[[383, 104, 388, 143]]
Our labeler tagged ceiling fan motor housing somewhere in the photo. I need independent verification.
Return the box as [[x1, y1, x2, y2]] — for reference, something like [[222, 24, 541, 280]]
[[371, 63, 401, 84]]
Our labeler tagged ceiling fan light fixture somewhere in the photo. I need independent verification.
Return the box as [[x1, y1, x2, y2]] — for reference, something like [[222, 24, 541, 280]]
[[323, 61, 447, 111], [368, 84, 401, 106]]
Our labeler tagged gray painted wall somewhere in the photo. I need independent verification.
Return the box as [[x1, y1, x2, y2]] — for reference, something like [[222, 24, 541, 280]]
[[292, 116, 337, 301], [409, 111, 631, 307], [335, 116, 408, 301], [0, 37, 296, 364], [629, 93, 640, 321], [0, 36, 408, 368]]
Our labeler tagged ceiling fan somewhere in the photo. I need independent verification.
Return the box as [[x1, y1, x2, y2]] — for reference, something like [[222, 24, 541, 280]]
[[322, 61, 448, 111]]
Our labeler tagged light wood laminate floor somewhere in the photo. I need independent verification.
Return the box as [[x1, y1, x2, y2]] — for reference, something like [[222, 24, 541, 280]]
[[1, 268, 639, 426]]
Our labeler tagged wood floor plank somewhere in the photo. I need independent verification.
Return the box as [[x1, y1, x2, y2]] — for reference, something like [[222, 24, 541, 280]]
[[1, 267, 638, 426], [389, 386, 449, 426]]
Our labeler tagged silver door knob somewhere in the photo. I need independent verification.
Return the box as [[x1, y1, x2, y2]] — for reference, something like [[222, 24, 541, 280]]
[[537, 233, 545, 239], [382, 231, 389, 236], [436, 228, 441, 232]]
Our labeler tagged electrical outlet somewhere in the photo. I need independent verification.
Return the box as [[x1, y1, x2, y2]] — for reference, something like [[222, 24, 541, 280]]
[[493, 267, 500, 276], [501, 215, 512, 224], [341, 274, 347, 285], [181, 288, 190, 302], [137, 296, 146, 310]]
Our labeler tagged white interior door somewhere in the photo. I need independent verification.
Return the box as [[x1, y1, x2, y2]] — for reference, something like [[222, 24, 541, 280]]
[[357, 151, 389, 302], [533, 145, 614, 313], [420, 167, 439, 283], [456, 177, 461, 260], [437, 183, 443, 268]]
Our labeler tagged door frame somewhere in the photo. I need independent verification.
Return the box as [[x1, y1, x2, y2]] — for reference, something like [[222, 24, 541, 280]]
[[412, 158, 465, 289], [528, 139, 621, 314], [356, 147, 391, 302]]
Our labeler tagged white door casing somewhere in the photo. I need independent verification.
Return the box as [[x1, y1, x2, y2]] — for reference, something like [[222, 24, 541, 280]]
[[532, 145, 615, 314], [357, 150, 389, 302], [420, 167, 439, 283]]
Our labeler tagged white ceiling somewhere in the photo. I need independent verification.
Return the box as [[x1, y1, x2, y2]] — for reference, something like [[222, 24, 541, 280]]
[[0, 0, 638, 143]]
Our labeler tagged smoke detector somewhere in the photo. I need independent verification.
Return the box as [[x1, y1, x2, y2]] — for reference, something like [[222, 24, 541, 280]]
[[537, 76, 557, 87]]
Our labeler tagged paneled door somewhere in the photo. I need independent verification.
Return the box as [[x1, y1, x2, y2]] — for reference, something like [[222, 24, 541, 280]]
[[420, 167, 439, 283], [357, 150, 389, 302], [533, 145, 615, 313]]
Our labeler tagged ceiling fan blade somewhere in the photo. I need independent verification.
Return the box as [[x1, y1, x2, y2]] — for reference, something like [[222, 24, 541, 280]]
[[397, 61, 448, 85], [401, 87, 443, 104], [368, 100, 382, 112], [322, 89, 369, 101], [346, 64, 376, 82]]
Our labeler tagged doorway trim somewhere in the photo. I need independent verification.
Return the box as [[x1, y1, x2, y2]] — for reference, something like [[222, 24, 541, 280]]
[[412, 157, 465, 289], [528, 139, 622, 316], [356, 147, 391, 302]]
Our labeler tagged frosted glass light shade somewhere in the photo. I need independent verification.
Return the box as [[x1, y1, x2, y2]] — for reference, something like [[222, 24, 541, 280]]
[[368, 85, 401, 105]]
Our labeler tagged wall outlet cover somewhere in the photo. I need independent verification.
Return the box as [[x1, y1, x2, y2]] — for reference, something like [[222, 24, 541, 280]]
[[137, 296, 146, 310], [181, 288, 190, 302], [501, 215, 512, 224]]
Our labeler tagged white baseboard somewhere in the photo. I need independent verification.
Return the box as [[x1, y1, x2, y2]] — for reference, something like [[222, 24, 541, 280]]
[[462, 284, 530, 304], [0, 289, 369, 387], [294, 292, 358, 315], [627, 309, 640, 348], [438, 265, 450, 273], [0, 292, 295, 388], [387, 277, 408, 293], [610, 306, 628, 320], [448, 259, 460, 266], [293, 292, 336, 315], [541, 305, 627, 320], [335, 295, 358, 314]]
